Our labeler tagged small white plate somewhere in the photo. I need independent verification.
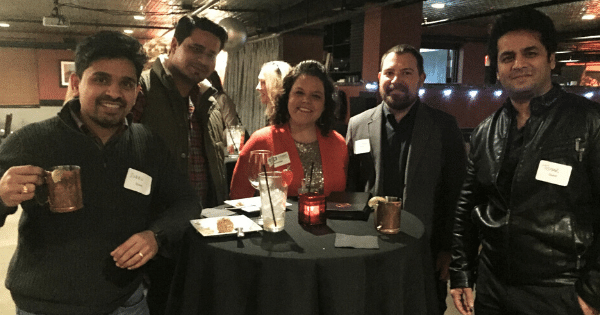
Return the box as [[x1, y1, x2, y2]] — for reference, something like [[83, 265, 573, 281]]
[[225, 196, 291, 213], [190, 215, 262, 236]]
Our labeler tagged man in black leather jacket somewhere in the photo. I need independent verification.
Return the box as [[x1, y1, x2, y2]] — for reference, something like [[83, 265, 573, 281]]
[[450, 9, 600, 315]]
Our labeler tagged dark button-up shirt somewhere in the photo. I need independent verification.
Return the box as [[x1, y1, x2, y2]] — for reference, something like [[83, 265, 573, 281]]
[[381, 101, 419, 198]]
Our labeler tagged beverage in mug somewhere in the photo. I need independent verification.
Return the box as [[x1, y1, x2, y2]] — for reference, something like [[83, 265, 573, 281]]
[[374, 198, 402, 234], [45, 165, 83, 213], [258, 171, 287, 232]]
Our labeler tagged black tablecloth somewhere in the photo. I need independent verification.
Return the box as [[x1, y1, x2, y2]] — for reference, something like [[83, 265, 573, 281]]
[[166, 207, 439, 315]]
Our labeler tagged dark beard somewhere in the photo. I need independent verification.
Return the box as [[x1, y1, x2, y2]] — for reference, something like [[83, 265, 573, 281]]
[[384, 95, 416, 111], [380, 83, 417, 111], [381, 87, 417, 111]]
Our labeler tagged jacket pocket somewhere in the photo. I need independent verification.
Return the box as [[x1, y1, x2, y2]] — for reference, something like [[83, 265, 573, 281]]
[[539, 136, 583, 164]]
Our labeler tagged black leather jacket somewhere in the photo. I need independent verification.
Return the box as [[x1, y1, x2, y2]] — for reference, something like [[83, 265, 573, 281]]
[[450, 86, 600, 309]]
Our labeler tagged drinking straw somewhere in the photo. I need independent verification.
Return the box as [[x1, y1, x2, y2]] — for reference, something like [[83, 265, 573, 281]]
[[262, 164, 277, 227], [226, 126, 239, 153], [307, 162, 314, 193]]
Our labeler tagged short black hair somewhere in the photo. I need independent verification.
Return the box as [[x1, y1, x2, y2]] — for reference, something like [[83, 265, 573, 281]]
[[272, 60, 336, 136], [488, 8, 557, 71], [174, 16, 228, 51], [75, 31, 147, 79], [380, 44, 424, 74]]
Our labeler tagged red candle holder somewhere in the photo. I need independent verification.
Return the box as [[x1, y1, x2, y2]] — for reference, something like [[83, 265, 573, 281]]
[[298, 192, 327, 226]]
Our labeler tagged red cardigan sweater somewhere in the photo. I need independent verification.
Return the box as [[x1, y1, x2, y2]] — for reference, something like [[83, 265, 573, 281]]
[[230, 124, 348, 198]]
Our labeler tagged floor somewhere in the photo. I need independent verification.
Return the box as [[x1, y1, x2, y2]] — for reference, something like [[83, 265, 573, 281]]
[[0, 207, 19, 314], [0, 207, 462, 315]]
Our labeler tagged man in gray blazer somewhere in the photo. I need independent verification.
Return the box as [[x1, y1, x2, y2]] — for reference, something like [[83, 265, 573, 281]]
[[346, 44, 467, 314]]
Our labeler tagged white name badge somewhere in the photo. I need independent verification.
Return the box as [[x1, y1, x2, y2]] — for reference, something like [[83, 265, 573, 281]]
[[269, 152, 291, 168], [535, 160, 572, 187], [124, 168, 152, 195], [354, 139, 371, 155]]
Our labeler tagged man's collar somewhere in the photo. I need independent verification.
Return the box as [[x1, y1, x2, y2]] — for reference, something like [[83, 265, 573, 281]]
[[382, 99, 420, 122], [158, 55, 173, 77], [530, 83, 562, 114], [63, 99, 130, 142], [152, 56, 177, 92], [504, 83, 563, 116], [155, 54, 204, 99]]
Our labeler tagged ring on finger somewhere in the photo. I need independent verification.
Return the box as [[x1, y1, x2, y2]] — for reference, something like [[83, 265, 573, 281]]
[[22, 185, 28, 194], [138, 252, 144, 258]]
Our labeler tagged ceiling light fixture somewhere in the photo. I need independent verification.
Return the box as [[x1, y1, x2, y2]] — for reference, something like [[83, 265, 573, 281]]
[[124, 29, 133, 34], [134, 15, 145, 20], [0, 23, 9, 28], [558, 58, 579, 63], [555, 51, 573, 54], [431, 3, 445, 9], [582, 14, 596, 20]]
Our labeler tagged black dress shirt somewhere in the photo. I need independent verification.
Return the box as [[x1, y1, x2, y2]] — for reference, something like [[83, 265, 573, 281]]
[[381, 101, 419, 198], [496, 86, 561, 204]]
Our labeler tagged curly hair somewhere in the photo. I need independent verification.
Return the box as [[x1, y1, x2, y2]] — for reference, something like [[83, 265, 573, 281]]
[[271, 60, 336, 136]]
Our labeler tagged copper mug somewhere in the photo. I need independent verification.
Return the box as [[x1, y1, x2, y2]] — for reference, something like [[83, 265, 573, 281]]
[[374, 197, 402, 234], [44, 165, 83, 213]]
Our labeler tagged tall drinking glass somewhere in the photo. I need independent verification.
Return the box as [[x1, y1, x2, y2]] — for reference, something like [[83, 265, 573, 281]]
[[247, 150, 273, 224], [258, 171, 287, 232], [225, 125, 245, 156]]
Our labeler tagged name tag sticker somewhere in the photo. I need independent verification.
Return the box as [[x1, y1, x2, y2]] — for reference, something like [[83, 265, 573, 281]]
[[269, 152, 291, 168], [124, 168, 152, 195], [535, 160, 572, 187], [354, 139, 371, 155]]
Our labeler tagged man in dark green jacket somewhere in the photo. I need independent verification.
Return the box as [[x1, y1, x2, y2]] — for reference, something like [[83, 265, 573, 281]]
[[131, 16, 229, 314], [133, 16, 228, 208]]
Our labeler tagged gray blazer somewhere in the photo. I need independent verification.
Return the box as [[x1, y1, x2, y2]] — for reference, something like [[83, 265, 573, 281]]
[[346, 101, 467, 253]]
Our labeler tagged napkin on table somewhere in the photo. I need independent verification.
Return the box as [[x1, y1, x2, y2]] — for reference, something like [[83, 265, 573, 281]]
[[334, 233, 379, 249]]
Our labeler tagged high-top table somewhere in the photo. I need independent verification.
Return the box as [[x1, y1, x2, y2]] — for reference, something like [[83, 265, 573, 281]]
[[165, 205, 438, 315]]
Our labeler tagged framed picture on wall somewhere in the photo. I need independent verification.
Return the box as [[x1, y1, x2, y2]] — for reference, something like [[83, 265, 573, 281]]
[[60, 61, 75, 87]]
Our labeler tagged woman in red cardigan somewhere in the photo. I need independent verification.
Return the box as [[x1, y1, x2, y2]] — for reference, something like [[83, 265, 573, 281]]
[[230, 60, 348, 198]]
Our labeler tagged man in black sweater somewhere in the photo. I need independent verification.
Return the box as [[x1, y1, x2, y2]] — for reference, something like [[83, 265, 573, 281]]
[[0, 31, 200, 315]]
